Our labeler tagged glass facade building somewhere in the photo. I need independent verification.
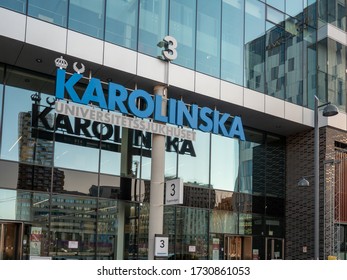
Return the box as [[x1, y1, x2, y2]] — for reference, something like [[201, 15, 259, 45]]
[[0, 0, 346, 260]]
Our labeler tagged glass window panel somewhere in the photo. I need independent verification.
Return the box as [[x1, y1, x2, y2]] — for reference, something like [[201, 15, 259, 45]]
[[138, 0, 169, 57], [0, 65, 3, 137], [178, 130, 210, 186], [173, 207, 209, 260], [1, 69, 55, 164], [68, 0, 105, 39], [239, 129, 265, 194], [211, 134, 239, 191], [214, 191, 238, 211], [54, 141, 100, 173], [0, 161, 56, 193], [99, 174, 121, 199], [0, 160, 19, 189], [97, 198, 118, 259], [165, 136, 178, 179], [239, 213, 252, 234], [285, 16, 304, 105], [54, 168, 98, 195], [210, 210, 238, 234], [265, 20, 285, 99], [265, 135, 285, 198], [221, 0, 244, 85], [0, 188, 17, 220], [337, 2, 346, 31], [28, 0, 68, 27], [183, 185, 211, 208], [50, 193, 97, 260], [99, 124, 121, 176], [100, 148, 121, 176], [0, 0, 26, 13], [286, 0, 303, 17], [132, 131, 151, 181], [245, 0, 266, 93], [245, 0, 265, 43], [266, 0, 284, 12], [325, 39, 347, 111], [196, 0, 221, 77], [169, 0, 196, 69], [53, 109, 101, 173], [105, 0, 138, 49], [266, 6, 284, 26]]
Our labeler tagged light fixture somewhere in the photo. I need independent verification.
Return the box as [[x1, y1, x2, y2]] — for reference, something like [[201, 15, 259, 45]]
[[322, 103, 339, 117], [297, 177, 310, 187]]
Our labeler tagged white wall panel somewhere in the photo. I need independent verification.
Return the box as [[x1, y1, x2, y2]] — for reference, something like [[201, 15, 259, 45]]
[[244, 88, 265, 112], [220, 81, 243, 106], [326, 111, 347, 130], [0, 8, 26, 41], [67, 30, 103, 64], [284, 102, 302, 123], [137, 54, 166, 83], [168, 64, 194, 92], [195, 73, 220, 99], [26, 17, 67, 53], [104, 43, 136, 74], [302, 107, 314, 127], [265, 95, 285, 118]]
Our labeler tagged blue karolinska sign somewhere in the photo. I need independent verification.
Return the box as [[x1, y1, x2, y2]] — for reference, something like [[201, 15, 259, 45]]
[[55, 68, 245, 141]]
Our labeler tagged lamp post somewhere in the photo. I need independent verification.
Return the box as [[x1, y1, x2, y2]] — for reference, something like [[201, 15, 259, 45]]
[[299, 96, 338, 260]]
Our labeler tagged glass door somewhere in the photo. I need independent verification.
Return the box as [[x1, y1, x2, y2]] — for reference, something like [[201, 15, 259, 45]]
[[225, 236, 252, 260], [265, 238, 284, 260], [0, 222, 23, 260]]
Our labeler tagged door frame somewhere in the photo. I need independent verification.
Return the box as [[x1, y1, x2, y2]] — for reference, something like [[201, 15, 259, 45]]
[[224, 235, 252, 260], [0, 220, 25, 260], [265, 237, 284, 260]]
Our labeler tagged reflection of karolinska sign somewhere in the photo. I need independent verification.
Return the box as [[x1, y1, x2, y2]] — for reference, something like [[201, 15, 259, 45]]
[[54, 57, 246, 141]]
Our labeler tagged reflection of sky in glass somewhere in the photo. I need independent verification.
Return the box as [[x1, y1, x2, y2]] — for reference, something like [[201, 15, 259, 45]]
[[0, 189, 16, 219], [1, 86, 31, 161], [211, 134, 239, 191], [178, 130, 209, 185]]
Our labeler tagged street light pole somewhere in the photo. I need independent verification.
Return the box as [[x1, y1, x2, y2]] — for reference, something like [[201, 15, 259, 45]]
[[314, 96, 319, 260], [313, 95, 339, 260]]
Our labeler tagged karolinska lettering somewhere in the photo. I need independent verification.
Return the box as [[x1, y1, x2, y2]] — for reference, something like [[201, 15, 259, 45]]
[[31, 102, 197, 157], [55, 69, 246, 141]]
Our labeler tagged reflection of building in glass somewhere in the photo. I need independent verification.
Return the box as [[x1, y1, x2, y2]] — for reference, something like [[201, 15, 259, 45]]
[[89, 185, 120, 199], [18, 111, 53, 165], [1, 0, 347, 261], [17, 111, 65, 192]]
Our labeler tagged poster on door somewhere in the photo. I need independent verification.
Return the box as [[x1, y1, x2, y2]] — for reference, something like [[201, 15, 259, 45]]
[[30, 227, 42, 256]]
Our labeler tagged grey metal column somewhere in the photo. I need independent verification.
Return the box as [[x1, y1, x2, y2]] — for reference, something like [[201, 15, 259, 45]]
[[314, 95, 319, 260], [148, 85, 166, 259]]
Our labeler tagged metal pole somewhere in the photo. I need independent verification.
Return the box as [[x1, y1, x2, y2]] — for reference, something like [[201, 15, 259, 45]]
[[148, 85, 166, 259], [314, 95, 319, 260]]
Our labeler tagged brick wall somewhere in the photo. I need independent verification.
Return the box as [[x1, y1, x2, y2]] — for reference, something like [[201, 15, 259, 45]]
[[286, 126, 347, 259]]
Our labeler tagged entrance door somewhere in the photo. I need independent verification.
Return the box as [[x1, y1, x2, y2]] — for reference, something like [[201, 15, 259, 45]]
[[0, 222, 23, 260], [265, 238, 284, 260], [225, 236, 252, 260]]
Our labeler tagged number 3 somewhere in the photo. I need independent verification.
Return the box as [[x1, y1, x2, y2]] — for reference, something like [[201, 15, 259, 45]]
[[170, 183, 176, 196], [162, 36, 178, 61]]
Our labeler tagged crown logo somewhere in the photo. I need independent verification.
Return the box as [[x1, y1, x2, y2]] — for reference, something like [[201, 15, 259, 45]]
[[55, 56, 68, 69], [31, 92, 41, 104]]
